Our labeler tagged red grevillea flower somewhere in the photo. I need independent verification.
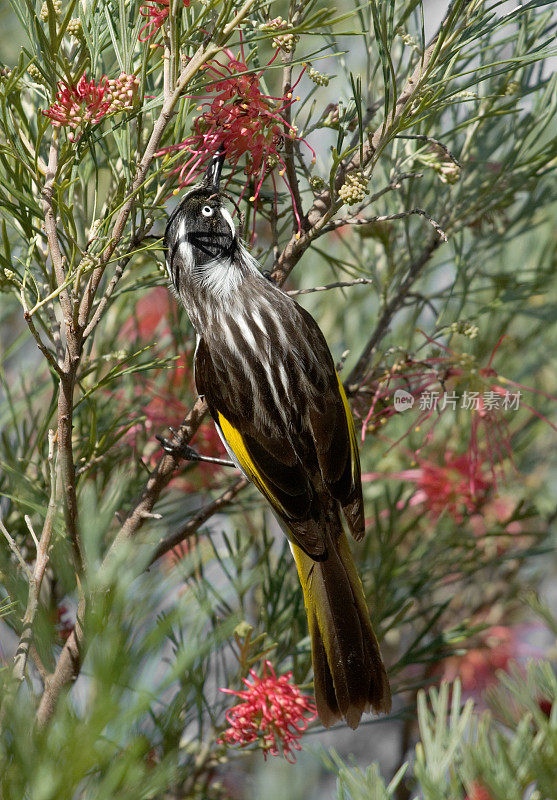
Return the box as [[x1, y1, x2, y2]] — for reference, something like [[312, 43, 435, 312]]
[[364, 452, 492, 522], [218, 660, 317, 763], [465, 783, 495, 800], [443, 626, 515, 695], [139, 0, 190, 42], [55, 603, 75, 642], [43, 73, 138, 141], [538, 697, 553, 717], [409, 454, 491, 519], [359, 333, 556, 489], [157, 48, 315, 231]]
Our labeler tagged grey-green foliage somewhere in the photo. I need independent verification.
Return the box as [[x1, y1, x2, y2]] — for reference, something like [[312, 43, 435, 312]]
[[0, 0, 556, 798], [323, 749, 408, 800], [0, 522, 249, 799], [326, 666, 557, 800]]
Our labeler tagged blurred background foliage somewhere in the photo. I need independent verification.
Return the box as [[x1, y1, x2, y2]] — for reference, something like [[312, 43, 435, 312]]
[[0, 0, 556, 797]]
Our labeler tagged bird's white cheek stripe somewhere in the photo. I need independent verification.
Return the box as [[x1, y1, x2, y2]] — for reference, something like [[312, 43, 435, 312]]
[[221, 207, 236, 236], [179, 219, 194, 268]]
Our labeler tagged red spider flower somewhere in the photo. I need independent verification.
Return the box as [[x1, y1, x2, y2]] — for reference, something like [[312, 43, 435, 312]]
[[443, 625, 515, 695], [56, 603, 75, 642], [538, 697, 553, 718], [218, 660, 317, 763], [157, 47, 315, 233], [119, 286, 174, 342], [358, 332, 556, 491], [465, 783, 495, 800], [43, 72, 138, 141], [139, 0, 190, 42], [363, 452, 492, 522]]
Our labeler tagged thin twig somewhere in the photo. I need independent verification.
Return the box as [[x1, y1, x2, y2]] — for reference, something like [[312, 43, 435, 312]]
[[0, 520, 32, 580], [345, 235, 443, 392], [151, 477, 248, 564], [107, 396, 209, 557], [39, 138, 83, 571], [36, 397, 209, 725], [82, 249, 135, 339], [21, 308, 62, 375], [57, 371, 81, 571], [13, 430, 58, 682], [24, 516, 39, 550], [321, 209, 448, 241], [36, 595, 84, 728], [41, 289, 65, 366], [395, 134, 462, 167], [271, 18, 449, 286], [41, 138, 77, 364], [368, 171, 424, 204], [280, 3, 305, 235], [288, 278, 374, 297], [29, 644, 48, 683]]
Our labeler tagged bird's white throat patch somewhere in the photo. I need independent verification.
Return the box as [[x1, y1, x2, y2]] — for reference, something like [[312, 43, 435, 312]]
[[194, 256, 240, 299], [194, 241, 261, 300]]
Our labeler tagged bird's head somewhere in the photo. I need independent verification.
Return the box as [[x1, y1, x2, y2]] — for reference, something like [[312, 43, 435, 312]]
[[164, 149, 238, 286]]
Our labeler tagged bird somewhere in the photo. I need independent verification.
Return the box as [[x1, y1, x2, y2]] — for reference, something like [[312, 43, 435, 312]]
[[162, 150, 391, 729]]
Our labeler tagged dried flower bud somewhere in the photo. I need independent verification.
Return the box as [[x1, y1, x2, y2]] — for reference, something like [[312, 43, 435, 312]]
[[339, 172, 368, 206], [321, 103, 340, 128], [310, 175, 325, 192], [265, 152, 279, 172], [504, 80, 520, 95], [272, 32, 300, 53], [258, 16, 288, 32], [40, 0, 62, 22], [396, 29, 422, 53], [449, 320, 479, 339], [66, 18, 83, 38], [307, 66, 330, 87], [438, 161, 461, 184], [27, 64, 42, 82]]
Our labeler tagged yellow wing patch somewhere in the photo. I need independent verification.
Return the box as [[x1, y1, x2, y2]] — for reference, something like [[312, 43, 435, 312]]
[[216, 412, 289, 516], [336, 372, 361, 487]]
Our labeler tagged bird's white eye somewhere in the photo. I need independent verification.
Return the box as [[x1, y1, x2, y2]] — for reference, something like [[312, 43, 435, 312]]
[[201, 205, 214, 217]]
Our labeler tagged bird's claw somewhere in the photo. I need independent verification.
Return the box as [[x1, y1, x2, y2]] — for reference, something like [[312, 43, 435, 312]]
[[155, 434, 200, 461]]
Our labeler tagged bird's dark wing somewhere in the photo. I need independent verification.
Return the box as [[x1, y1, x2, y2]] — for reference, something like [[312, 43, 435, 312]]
[[195, 293, 364, 549], [294, 305, 364, 540], [195, 336, 327, 558]]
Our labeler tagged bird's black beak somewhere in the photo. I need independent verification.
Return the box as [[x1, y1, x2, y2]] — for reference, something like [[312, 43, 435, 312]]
[[203, 146, 226, 190]]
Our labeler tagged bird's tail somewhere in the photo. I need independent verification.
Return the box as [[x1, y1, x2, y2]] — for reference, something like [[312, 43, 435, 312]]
[[291, 521, 391, 729]]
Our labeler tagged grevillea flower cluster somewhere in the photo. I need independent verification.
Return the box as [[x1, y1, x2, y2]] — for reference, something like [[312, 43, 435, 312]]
[[43, 73, 139, 141], [157, 48, 315, 230], [442, 625, 515, 694], [405, 453, 491, 520], [358, 333, 556, 494], [218, 660, 317, 762], [139, 0, 190, 42], [364, 452, 492, 522]]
